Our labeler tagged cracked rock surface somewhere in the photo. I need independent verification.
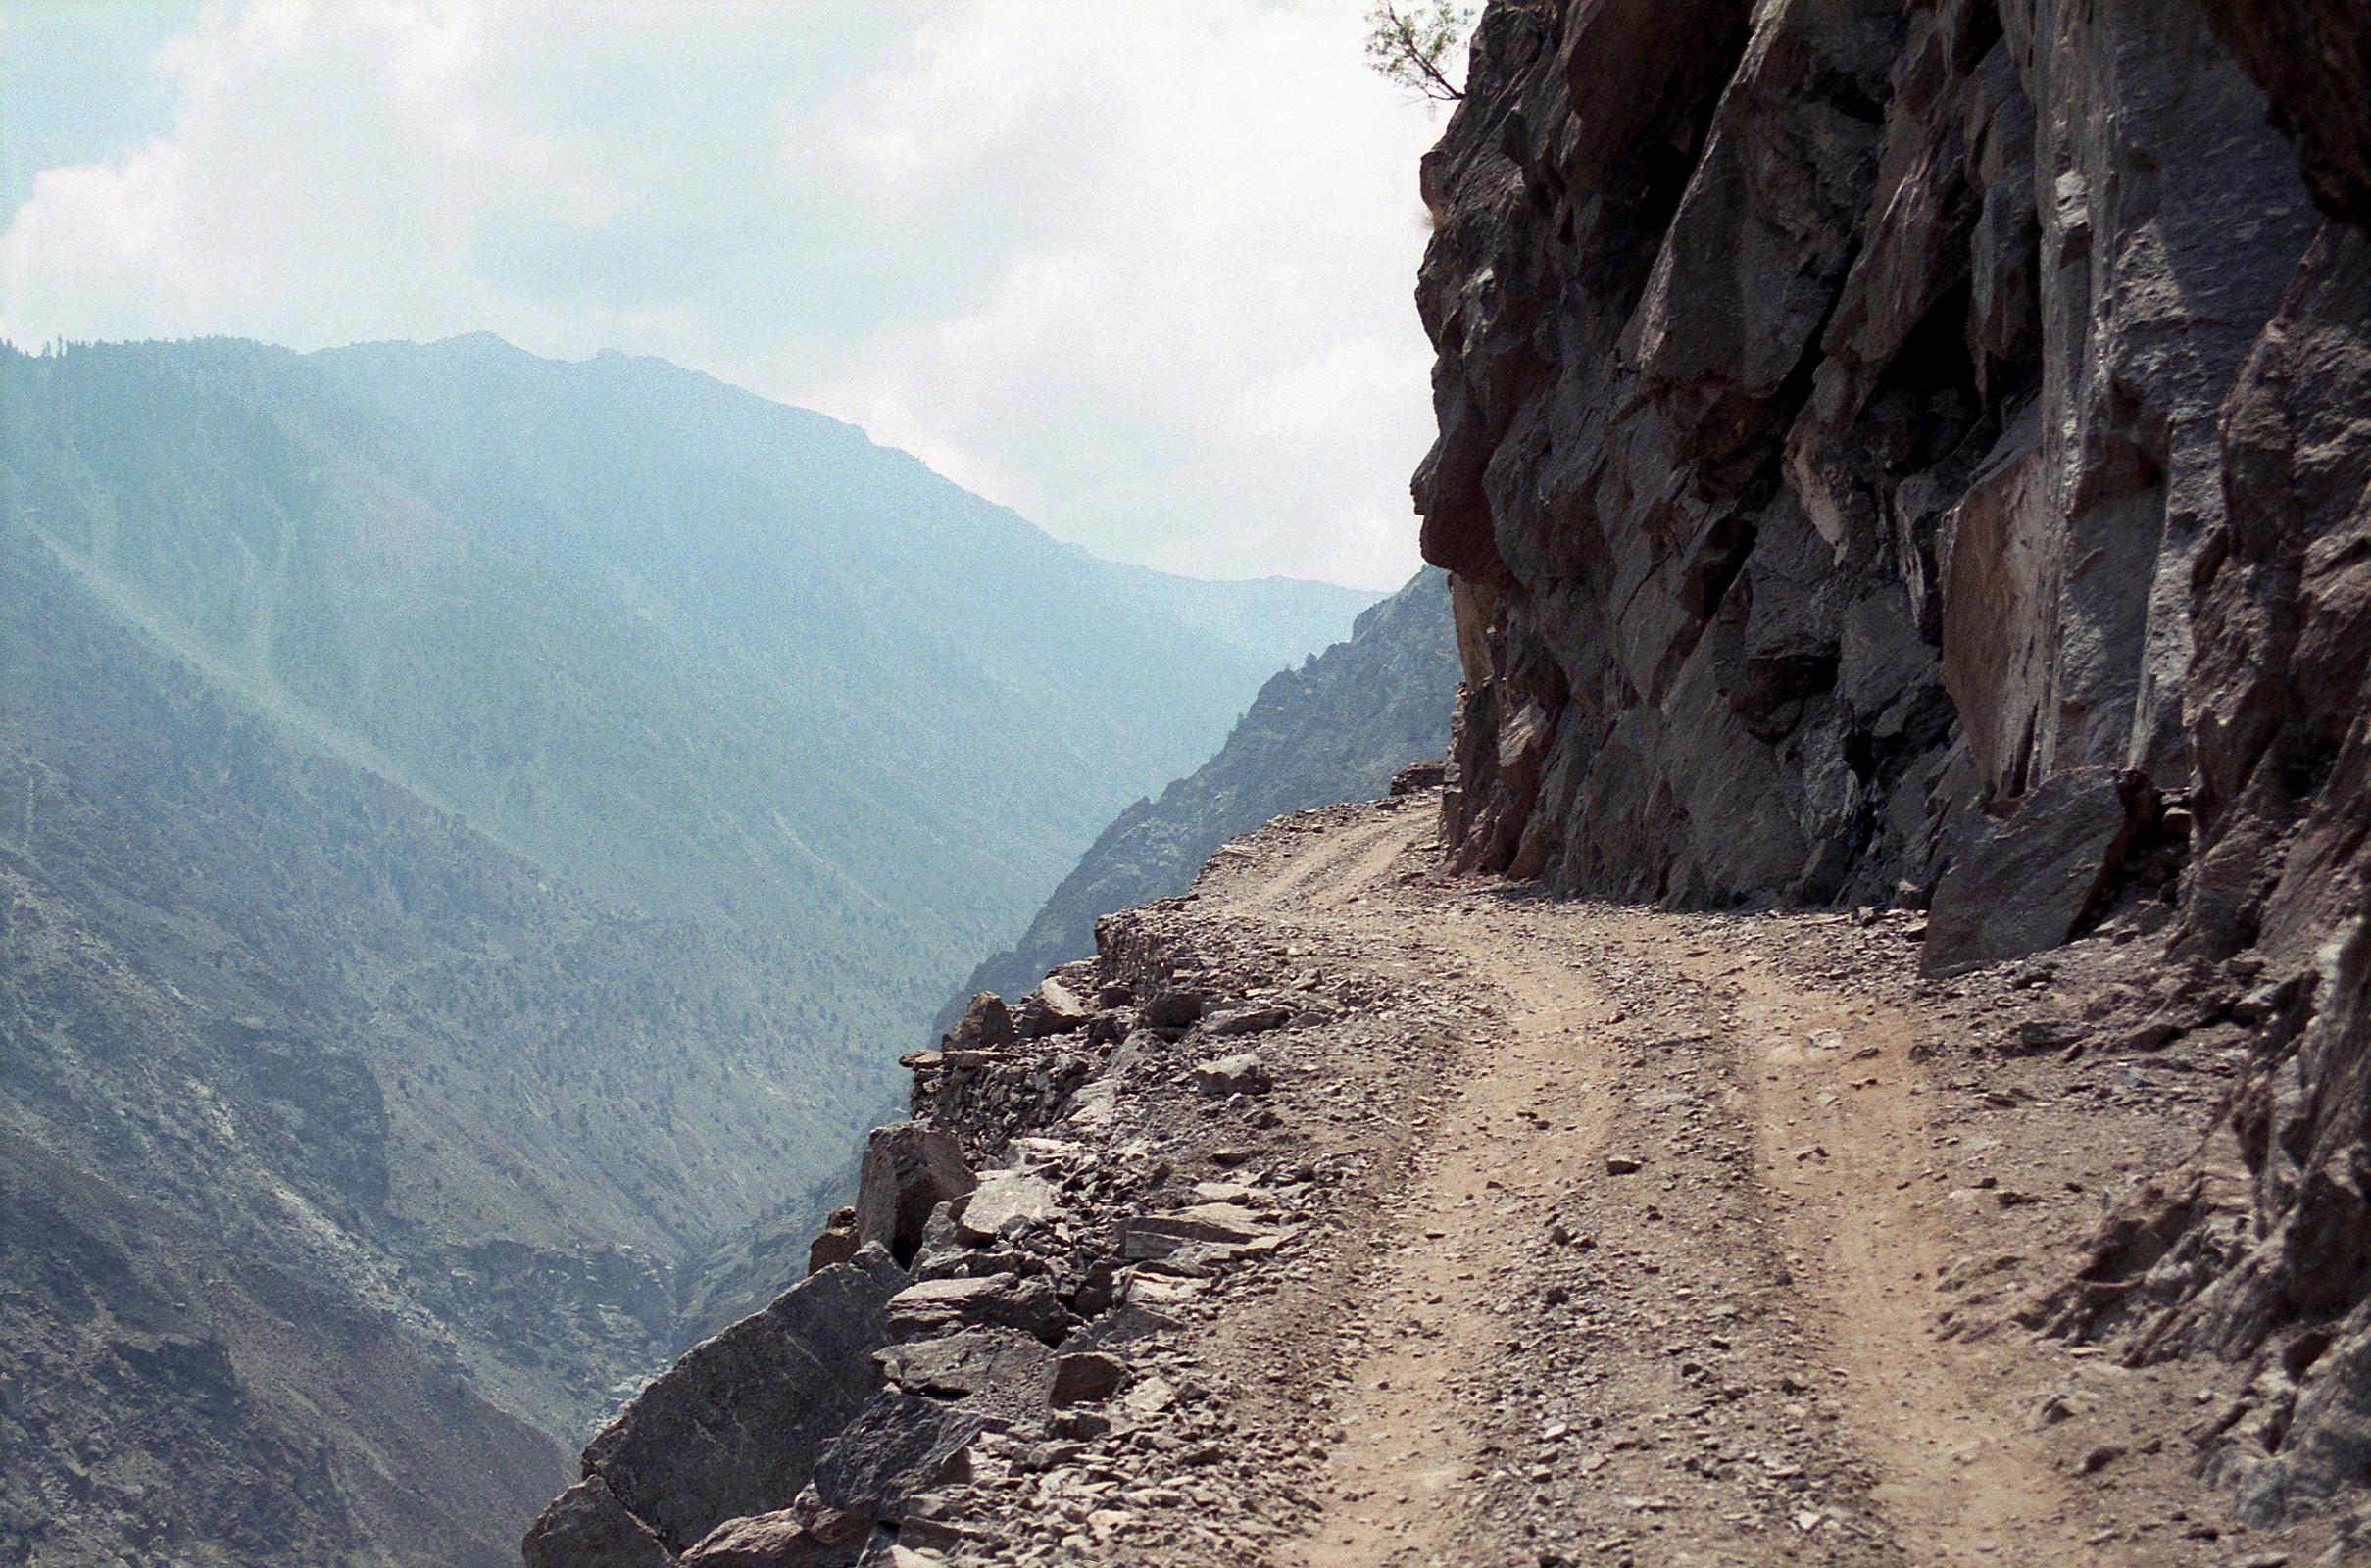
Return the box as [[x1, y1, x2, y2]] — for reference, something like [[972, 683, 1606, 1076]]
[[1414, 0, 2371, 1525]]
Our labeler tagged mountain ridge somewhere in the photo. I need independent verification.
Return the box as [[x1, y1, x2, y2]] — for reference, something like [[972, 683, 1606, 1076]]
[[0, 331, 1373, 1567], [949, 565, 1457, 1020]]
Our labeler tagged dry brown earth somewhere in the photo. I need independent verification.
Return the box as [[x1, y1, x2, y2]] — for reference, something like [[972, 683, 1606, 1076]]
[[928, 794, 2345, 1567]]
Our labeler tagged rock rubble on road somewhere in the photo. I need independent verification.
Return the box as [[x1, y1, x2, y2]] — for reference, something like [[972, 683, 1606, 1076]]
[[526, 794, 2336, 1568]]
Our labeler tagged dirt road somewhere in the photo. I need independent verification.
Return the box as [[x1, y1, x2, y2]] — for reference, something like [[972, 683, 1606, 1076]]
[[1209, 803, 2255, 1566], [936, 797, 2286, 1566], [1261, 823, 2104, 1567]]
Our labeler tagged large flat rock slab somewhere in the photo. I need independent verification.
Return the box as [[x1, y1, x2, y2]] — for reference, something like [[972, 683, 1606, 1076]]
[[1922, 768, 2146, 977], [562, 1250, 904, 1553]]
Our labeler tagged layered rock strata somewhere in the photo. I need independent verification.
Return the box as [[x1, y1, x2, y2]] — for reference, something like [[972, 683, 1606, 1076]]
[[1415, 0, 2371, 1522]]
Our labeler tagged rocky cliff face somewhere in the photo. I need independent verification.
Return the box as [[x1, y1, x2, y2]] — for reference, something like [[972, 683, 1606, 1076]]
[[1415, 0, 2371, 1522], [951, 568, 1457, 1015]]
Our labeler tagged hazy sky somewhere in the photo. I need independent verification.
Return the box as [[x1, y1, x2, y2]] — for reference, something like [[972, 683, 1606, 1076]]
[[1, 1, 1452, 588]]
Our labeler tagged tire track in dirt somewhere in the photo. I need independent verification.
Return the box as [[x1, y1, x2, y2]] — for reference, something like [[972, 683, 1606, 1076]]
[[1223, 813, 1412, 916], [1287, 934, 1619, 1567], [1244, 820, 2132, 1565], [1682, 949, 2110, 1565]]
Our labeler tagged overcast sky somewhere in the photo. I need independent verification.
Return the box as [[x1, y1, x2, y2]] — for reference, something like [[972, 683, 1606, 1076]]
[[1, 0, 1451, 589]]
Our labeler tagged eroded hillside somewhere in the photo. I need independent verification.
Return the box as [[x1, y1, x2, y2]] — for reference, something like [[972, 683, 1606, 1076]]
[[0, 335, 1372, 1566], [954, 567, 1458, 1015]]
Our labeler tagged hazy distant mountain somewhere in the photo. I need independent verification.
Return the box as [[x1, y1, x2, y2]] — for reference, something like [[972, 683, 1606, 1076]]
[[0, 334, 1371, 1566], [954, 567, 1457, 1015]]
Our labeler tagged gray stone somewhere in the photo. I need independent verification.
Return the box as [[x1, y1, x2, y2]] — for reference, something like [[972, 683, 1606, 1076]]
[[1140, 990, 1209, 1029], [1014, 977, 1090, 1038], [855, 1124, 975, 1267], [1204, 1007, 1294, 1038], [884, 1273, 1067, 1346], [1390, 760, 1449, 795], [811, 1392, 982, 1522], [876, 1329, 1053, 1404], [521, 1475, 675, 1568], [1118, 1203, 1270, 1262], [1049, 1351, 1127, 1408], [1922, 769, 2148, 977], [566, 1250, 904, 1553], [808, 1207, 860, 1275], [942, 994, 1014, 1053], [677, 1509, 857, 1567], [953, 1169, 1059, 1241], [2198, 0, 2371, 227], [1190, 1053, 1272, 1095]]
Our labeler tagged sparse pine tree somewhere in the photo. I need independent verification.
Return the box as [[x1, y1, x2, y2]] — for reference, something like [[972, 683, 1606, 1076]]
[[1363, 0, 1472, 104]]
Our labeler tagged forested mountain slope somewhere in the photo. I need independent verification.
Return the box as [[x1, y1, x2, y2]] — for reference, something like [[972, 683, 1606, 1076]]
[[954, 566, 1457, 1012], [0, 334, 1368, 1566]]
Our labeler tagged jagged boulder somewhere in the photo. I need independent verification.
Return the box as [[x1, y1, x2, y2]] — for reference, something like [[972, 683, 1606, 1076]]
[[1920, 769, 2151, 976], [1049, 1351, 1127, 1408], [885, 1273, 1068, 1346], [1118, 1203, 1272, 1263], [855, 1126, 975, 1267], [1389, 760, 1448, 795], [810, 1392, 983, 1521], [674, 1511, 849, 1567], [535, 1250, 904, 1557], [953, 1169, 1059, 1242], [521, 1476, 673, 1568], [1205, 1006, 1292, 1038], [806, 1207, 860, 1276], [877, 1328, 1053, 1403], [943, 994, 1015, 1053], [1190, 1053, 1273, 1095], [1014, 977, 1091, 1038], [673, 1483, 874, 1568], [1139, 990, 1208, 1030]]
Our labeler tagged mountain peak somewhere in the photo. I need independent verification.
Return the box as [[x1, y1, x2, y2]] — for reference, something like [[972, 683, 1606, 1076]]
[[426, 329, 529, 356]]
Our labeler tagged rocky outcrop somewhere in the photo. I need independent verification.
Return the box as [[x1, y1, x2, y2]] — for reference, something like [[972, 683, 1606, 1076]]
[[2028, 168, 2371, 1527], [2198, 0, 2371, 229], [949, 568, 1457, 1016], [856, 1126, 978, 1268], [1416, 0, 2371, 1523], [520, 793, 1447, 1566], [522, 1248, 910, 1565]]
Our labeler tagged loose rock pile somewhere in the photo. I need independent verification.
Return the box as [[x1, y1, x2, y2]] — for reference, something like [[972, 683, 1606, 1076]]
[[523, 797, 1461, 1567]]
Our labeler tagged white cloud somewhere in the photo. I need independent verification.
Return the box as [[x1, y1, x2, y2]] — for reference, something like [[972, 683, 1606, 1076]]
[[2, 0, 1442, 588], [5, 0, 622, 349]]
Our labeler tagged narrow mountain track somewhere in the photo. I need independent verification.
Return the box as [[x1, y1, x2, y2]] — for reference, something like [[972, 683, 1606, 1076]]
[[1161, 803, 2224, 1567], [1284, 930, 1622, 1568], [898, 796, 2280, 1567]]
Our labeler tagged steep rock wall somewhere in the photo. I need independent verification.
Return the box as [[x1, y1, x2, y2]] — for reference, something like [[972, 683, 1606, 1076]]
[[1417, 0, 2371, 1520]]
